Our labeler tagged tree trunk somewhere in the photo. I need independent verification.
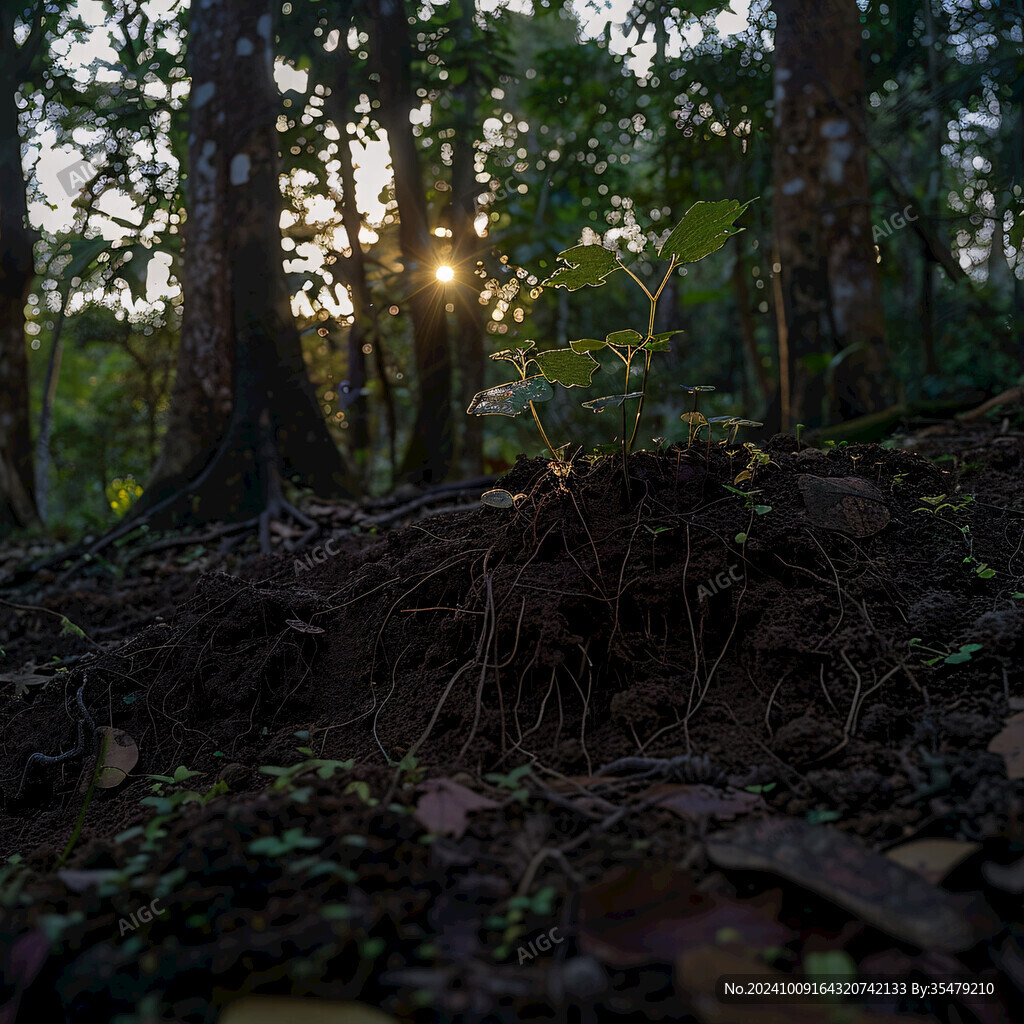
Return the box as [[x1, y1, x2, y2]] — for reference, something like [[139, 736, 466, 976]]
[[450, 8, 485, 476], [327, 46, 393, 484], [137, 0, 233, 511], [368, 0, 453, 486], [771, 0, 892, 429], [135, 0, 352, 527], [0, 12, 39, 533]]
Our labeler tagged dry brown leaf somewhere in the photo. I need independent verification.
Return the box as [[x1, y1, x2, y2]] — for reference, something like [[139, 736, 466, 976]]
[[413, 778, 499, 838], [94, 727, 139, 789], [988, 711, 1024, 778], [707, 818, 984, 951], [644, 783, 763, 822], [885, 838, 980, 884]]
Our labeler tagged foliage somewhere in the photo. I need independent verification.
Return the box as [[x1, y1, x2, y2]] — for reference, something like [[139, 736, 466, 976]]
[[467, 198, 754, 475]]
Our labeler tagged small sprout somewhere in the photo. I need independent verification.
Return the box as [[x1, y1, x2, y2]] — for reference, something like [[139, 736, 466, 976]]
[[726, 418, 764, 445], [680, 410, 708, 444]]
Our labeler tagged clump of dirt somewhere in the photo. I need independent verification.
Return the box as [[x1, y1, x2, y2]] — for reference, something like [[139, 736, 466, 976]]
[[2, 426, 1023, 1022]]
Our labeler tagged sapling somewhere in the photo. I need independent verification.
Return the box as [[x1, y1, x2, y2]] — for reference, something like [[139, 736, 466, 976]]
[[466, 198, 755, 487]]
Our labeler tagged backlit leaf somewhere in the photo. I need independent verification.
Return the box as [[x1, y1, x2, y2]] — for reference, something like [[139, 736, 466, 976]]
[[606, 329, 644, 347], [582, 392, 644, 413], [533, 348, 601, 387], [542, 244, 620, 290], [467, 376, 554, 417], [569, 337, 607, 353], [659, 198, 755, 263], [644, 329, 684, 352]]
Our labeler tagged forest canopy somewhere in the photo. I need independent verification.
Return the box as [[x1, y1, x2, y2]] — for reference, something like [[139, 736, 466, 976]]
[[0, 0, 1020, 535]]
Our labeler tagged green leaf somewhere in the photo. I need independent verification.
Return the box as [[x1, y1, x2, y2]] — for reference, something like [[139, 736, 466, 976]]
[[467, 376, 554, 417], [735, 532, 747, 544], [569, 337, 607, 353], [56, 236, 109, 284], [593, 443, 621, 455], [806, 809, 841, 825], [959, 643, 983, 653], [804, 949, 857, 986], [581, 392, 644, 413], [658, 198, 755, 263], [532, 348, 600, 387], [605, 329, 644, 347], [1008, 212, 1024, 252], [542, 244, 620, 290], [60, 616, 85, 639], [644, 329, 684, 352]]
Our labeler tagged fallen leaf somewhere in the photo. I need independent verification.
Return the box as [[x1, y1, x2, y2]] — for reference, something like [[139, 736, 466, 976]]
[[0, 670, 52, 697], [579, 864, 791, 967], [885, 838, 980, 884], [93, 727, 139, 789], [797, 475, 890, 537], [988, 711, 1024, 778], [707, 818, 984, 951], [983, 854, 1024, 894], [218, 997, 398, 1024], [644, 783, 763, 822], [413, 778, 499, 839]]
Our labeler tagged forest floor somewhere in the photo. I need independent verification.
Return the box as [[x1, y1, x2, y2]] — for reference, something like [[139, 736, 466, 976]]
[[1, 411, 1023, 1024]]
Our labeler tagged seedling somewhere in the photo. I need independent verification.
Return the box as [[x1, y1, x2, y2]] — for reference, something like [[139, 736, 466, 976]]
[[467, 199, 755, 487], [723, 484, 772, 516], [259, 756, 354, 791], [909, 637, 983, 666], [680, 384, 716, 444]]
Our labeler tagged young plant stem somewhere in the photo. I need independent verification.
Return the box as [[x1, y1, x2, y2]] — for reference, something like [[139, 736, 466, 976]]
[[529, 401, 559, 462], [57, 729, 109, 868], [625, 257, 677, 453]]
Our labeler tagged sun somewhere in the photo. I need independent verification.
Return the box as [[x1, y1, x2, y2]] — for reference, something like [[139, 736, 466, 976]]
[[435, 264, 454, 283]]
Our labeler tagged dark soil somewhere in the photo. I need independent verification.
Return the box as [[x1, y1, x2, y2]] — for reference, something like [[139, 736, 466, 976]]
[[2, 420, 1023, 1023]]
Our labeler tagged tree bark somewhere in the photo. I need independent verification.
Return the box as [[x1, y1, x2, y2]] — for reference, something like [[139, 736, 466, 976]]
[[135, 0, 353, 526], [771, 0, 892, 429], [0, 8, 40, 533]]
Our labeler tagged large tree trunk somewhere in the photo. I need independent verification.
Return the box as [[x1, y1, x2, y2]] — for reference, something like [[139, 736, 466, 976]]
[[135, 0, 352, 527], [369, 0, 453, 486], [771, 0, 892, 429], [0, 10, 39, 533], [138, 0, 234, 510]]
